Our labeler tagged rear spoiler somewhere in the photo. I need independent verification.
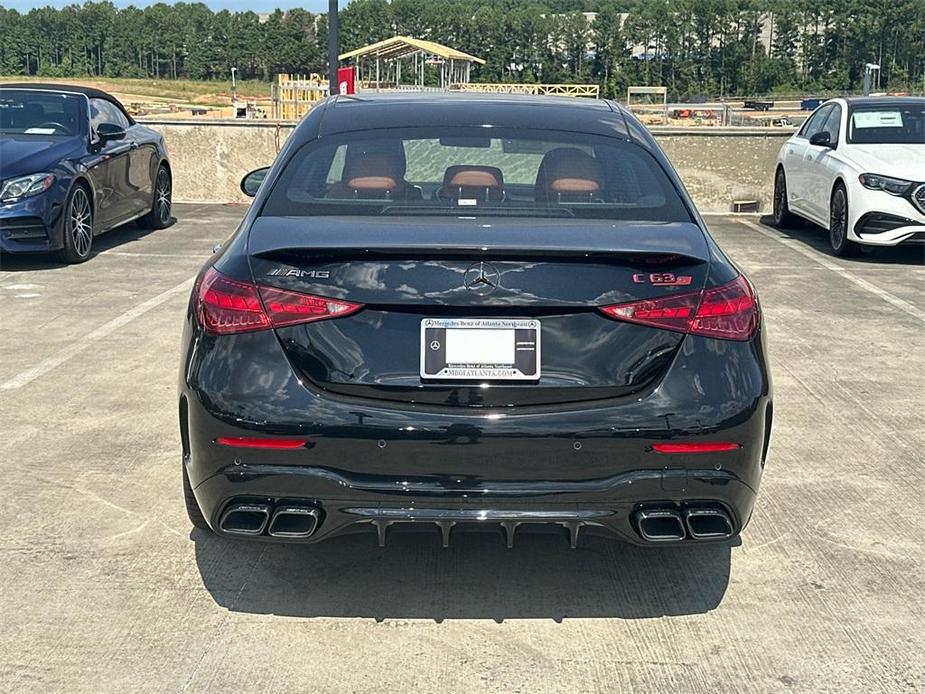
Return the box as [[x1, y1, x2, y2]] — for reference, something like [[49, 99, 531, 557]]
[[247, 216, 711, 263]]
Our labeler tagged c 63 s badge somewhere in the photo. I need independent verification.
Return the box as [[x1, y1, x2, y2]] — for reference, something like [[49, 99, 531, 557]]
[[632, 272, 692, 286], [266, 268, 330, 279]]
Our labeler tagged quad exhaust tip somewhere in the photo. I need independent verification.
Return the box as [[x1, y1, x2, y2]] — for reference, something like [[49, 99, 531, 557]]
[[268, 506, 322, 538], [635, 508, 686, 542], [634, 506, 735, 543], [683, 507, 734, 539], [219, 503, 270, 536], [219, 502, 323, 538]]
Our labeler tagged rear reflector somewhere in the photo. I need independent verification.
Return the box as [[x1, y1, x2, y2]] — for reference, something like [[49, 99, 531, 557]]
[[196, 267, 362, 335], [215, 436, 307, 449], [599, 275, 758, 340], [652, 442, 741, 453]]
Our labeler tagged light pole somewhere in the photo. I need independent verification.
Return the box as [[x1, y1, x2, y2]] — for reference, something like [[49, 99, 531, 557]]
[[328, 0, 339, 96], [863, 63, 880, 96], [230, 66, 237, 105]]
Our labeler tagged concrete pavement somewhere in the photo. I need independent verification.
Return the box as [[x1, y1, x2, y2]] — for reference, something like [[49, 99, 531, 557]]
[[1, 205, 923, 693]]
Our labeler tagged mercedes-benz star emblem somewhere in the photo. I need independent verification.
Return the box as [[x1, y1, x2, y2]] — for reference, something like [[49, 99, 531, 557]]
[[463, 262, 501, 296]]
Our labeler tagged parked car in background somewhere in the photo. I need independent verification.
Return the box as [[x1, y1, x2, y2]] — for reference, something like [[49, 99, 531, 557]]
[[744, 99, 773, 111], [179, 94, 772, 549], [773, 96, 925, 256], [0, 84, 172, 263], [800, 98, 824, 111]]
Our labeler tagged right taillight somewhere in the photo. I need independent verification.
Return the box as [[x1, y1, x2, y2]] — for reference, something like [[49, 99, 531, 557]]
[[195, 267, 362, 335], [599, 275, 758, 341]]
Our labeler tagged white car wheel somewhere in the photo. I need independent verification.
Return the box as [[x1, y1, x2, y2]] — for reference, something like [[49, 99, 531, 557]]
[[829, 185, 859, 257]]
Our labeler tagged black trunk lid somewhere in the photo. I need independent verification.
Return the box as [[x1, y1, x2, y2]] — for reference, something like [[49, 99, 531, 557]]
[[248, 216, 709, 407]]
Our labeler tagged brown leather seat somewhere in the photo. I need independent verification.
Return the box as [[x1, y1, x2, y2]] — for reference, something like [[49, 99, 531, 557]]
[[440, 165, 504, 202], [327, 143, 422, 200], [534, 148, 604, 203]]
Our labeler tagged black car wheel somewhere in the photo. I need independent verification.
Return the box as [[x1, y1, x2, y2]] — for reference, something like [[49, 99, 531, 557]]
[[183, 464, 211, 531], [139, 164, 172, 229], [829, 185, 858, 257], [772, 168, 798, 228], [58, 184, 93, 264]]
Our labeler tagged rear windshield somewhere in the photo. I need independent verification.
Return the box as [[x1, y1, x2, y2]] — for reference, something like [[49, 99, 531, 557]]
[[847, 102, 925, 144], [260, 127, 692, 222], [0, 89, 86, 137]]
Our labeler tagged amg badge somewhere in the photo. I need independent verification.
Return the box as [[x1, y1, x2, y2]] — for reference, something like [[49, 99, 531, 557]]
[[266, 268, 330, 279]]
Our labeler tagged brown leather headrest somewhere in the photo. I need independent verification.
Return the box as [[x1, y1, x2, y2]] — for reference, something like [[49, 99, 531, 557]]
[[345, 176, 398, 191], [535, 148, 604, 201], [550, 177, 600, 193], [447, 168, 501, 188], [442, 166, 504, 200]]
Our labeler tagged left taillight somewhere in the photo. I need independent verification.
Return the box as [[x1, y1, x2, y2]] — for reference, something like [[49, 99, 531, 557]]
[[599, 275, 759, 341], [195, 267, 362, 335]]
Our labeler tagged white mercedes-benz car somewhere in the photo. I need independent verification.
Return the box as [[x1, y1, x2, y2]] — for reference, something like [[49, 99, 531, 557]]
[[773, 96, 924, 256]]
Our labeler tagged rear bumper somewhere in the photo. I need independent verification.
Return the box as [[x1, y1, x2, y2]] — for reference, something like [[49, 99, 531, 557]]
[[179, 316, 772, 547], [193, 469, 756, 547]]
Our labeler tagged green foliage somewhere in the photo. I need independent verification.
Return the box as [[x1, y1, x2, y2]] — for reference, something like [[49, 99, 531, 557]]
[[0, 0, 921, 98]]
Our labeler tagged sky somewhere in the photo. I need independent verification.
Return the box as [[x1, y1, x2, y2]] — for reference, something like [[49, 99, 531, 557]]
[[2, 0, 347, 12]]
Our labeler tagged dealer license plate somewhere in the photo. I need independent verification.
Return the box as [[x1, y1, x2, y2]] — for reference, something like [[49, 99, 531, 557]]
[[420, 318, 540, 381]]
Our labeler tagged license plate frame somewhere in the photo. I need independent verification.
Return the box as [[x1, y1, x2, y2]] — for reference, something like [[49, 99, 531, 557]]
[[420, 318, 540, 381]]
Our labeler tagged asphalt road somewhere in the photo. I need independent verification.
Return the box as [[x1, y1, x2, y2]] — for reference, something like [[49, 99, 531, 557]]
[[1, 205, 923, 693]]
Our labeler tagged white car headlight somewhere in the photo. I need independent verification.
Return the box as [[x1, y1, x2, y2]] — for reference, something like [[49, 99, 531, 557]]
[[0, 173, 55, 203], [858, 173, 915, 196]]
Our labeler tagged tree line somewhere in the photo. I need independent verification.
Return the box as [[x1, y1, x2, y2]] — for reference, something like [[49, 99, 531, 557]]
[[0, 0, 922, 99]]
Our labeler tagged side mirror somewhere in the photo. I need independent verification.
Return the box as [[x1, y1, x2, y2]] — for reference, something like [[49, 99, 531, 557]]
[[97, 122, 126, 142], [809, 131, 833, 148], [241, 167, 270, 197]]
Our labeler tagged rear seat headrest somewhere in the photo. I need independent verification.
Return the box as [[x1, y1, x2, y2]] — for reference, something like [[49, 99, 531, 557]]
[[327, 149, 423, 200], [441, 165, 504, 201], [345, 175, 399, 191], [535, 147, 604, 202]]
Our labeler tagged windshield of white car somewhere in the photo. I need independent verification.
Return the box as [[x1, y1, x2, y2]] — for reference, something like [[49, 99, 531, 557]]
[[0, 89, 84, 137], [847, 102, 925, 145]]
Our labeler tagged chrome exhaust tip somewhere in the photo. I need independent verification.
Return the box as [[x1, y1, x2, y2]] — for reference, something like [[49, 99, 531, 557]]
[[635, 508, 686, 542], [268, 506, 322, 538], [683, 507, 734, 539], [219, 503, 270, 536]]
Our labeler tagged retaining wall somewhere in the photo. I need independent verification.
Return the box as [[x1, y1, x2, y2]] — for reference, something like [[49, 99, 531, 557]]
[[142, 119, 790, 213]]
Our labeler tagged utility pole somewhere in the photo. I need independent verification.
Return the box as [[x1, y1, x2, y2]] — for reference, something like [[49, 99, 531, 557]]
[[328, 0, 339, 96]]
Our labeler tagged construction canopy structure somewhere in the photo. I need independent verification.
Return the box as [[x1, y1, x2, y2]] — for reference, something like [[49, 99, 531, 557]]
[[339, 36, 485, 90]]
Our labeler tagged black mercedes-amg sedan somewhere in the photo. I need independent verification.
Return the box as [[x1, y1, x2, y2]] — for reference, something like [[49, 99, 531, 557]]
[[179, 93, 772, 548]]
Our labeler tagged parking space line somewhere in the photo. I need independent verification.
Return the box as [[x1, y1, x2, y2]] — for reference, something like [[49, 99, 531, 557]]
[[1, 277, 194, 391], [99, 251, 211, 259], [738, 218, 925, 324]]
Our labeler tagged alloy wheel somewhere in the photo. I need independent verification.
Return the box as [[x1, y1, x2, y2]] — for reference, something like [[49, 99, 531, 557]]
[[773, 171, 786, 223], [830, 189, 847, 251], [155, 168, 172, 224], [69, 188, 92, 257]]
